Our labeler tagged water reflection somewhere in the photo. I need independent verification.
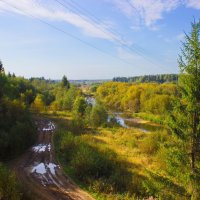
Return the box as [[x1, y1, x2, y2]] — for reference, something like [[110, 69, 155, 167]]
[[111, 113, 164, 133], [85, 97, 96, 106]]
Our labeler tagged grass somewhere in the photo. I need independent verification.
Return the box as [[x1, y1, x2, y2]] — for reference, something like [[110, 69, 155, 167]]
[[133, 112, 164, 125], [50, 112, 189, 200], [53, 115, 145, 198]]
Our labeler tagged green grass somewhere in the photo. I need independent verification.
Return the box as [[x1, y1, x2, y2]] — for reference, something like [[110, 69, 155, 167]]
[[133, 112, 164, 124]]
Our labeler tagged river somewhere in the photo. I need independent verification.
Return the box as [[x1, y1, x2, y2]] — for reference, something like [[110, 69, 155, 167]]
[[86, 97, 164, 133]]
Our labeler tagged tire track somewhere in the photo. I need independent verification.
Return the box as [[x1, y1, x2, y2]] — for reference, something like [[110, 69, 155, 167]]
[[12, 117, 94, 200]]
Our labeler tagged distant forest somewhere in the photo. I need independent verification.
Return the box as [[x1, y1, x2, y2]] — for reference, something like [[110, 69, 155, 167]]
[[113, 74, 178, 83]]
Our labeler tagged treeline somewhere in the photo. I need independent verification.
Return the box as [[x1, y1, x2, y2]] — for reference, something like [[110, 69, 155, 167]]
[[113, 74, 178, 83], [0, 62, 38, 199], [0, 62, 37, 160], [96, 82, 178, 116]]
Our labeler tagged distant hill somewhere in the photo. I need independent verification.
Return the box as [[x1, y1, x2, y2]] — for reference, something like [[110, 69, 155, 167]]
[[113, 74, 178, 83]]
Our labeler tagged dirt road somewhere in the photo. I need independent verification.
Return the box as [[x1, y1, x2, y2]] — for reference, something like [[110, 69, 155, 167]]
[[12, 118, 94, 200]]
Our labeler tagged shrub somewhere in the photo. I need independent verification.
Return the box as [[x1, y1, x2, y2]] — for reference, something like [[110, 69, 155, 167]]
[[55, 129, 146, 195], [139, 131, 168, 155], [139, 134, 159, 154], [0, 99, 36, 160], [0, 164, 21, 200], [90, 104, 108, 127]]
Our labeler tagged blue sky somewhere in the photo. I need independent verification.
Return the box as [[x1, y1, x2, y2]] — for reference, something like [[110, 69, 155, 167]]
[[0, 0, 199, 79]]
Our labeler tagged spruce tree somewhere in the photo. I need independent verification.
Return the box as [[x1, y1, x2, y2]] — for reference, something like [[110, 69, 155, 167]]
[[61, 75, 70, 89], [0, 60, 4, 73], [169, 19, 200, 199]]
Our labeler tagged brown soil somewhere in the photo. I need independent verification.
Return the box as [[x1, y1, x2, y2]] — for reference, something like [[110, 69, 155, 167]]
[[11, 117, 94, 200]]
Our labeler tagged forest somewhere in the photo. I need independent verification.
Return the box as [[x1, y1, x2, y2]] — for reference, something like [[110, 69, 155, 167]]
[[113, 74, 178, 83], [0, 20, 200, 200], [96, 82, 178, 118]]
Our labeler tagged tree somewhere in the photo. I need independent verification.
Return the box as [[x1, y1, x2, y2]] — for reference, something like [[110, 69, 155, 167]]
[[61, 75, 70, 89], [8, 72, 12, 77], [169, 19, 200, 199], [0, 60, 4, 74], [0, 164, 21, 200], [31, 94, 45, 111], [73, 96, 87, 117], [90, 103, 107, 127]]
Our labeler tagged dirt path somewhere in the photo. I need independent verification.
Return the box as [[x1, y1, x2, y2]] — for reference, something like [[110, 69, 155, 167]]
[[12, 118, 94, 200]]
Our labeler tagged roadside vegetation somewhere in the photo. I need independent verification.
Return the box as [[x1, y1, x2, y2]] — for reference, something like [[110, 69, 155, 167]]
[[0, 62, 37, 199]]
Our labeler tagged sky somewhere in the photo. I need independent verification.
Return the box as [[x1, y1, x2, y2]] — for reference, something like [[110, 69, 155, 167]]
[[0, 0, 200, 79]]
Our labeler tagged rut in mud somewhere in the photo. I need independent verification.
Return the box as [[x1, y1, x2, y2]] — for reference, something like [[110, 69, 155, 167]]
[[12, 118, 94, 200]]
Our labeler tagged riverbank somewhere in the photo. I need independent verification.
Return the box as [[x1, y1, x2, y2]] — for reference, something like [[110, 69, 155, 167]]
[[50, 111, 184, 200], [108, 111, 166, 133]]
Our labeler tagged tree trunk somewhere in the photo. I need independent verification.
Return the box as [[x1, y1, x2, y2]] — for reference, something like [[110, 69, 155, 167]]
[[191, 149, 195, 172], [191, 111, 198, 172]]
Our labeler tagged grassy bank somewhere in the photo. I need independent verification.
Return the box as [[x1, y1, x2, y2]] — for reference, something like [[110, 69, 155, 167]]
[[132, 112, 164, 125], [52, 112, 189, 200]]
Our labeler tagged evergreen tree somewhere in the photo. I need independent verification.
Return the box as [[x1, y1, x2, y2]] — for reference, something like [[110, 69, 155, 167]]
[[61, 75, 70, 89], [0, 60, 4, 73], [169, 19, 200, 199], [8, 72, 12, 77]]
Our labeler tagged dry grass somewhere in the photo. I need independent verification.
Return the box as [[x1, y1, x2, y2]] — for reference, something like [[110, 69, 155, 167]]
[[80, 127, 154, 178]]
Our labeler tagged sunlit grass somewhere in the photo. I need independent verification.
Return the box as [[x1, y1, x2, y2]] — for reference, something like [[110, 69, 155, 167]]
[[80, 127, 154, 177], [52, 112, 190, 199]]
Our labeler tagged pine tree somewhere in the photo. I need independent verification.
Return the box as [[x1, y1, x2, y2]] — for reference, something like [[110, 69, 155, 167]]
[[0, 60, 4, 73], [169, 19, 200, 199], [61, 75, 70, 89]]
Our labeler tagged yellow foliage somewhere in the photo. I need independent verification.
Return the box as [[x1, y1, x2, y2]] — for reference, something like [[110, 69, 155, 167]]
[[96, 82, 177, 115], [31, 94, 45, 112]]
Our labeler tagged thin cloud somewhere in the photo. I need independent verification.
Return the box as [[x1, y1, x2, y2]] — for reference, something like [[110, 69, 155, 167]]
[[109, 0, 180, 28], [185, 0, 200, 9], [107, 0, 200, 30], [0, 0, 121, 42]]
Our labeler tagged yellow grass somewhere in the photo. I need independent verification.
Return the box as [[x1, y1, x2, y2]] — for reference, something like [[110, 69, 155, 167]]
[[80, 127, 154, 178]]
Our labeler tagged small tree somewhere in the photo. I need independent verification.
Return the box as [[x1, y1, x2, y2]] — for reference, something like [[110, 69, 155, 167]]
[[61, 75, 70, 89], [90, 104, 107, 127], [73, 96, 87, 117], [0, 164, 21, 200], [0, 60, 4, 74], [31, 94, 45, 112]]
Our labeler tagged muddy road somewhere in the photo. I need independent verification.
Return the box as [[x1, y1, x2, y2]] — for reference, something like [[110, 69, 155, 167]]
[[12, 118, 94, 200]]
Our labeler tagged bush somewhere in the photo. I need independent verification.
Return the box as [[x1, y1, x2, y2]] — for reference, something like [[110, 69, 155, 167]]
[[55, 129, 146, 195], [90, 104, 108, 127], [59, 132, 79, 162], [71, 144, 113, 180], [139, 134, 159, 154], [0, 99, 36, 160], [59, 132, 114, 180], [0, 164, 21, 200], [139, 131, 168, 155]]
